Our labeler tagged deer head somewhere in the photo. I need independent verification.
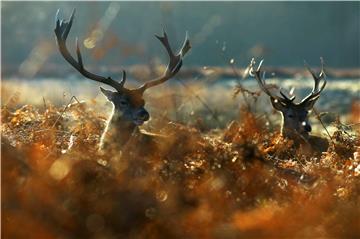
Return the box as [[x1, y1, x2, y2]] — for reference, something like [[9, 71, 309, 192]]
[[250, 58, 327, 139], [54, 9, 191, 127]]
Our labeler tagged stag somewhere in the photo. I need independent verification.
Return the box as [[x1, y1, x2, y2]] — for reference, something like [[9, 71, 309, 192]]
[[250, 58, 327, 143], [54, 9, 191, 151]]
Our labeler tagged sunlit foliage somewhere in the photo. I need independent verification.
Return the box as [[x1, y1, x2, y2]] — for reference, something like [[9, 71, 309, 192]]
[[2, 96, 359, 238]]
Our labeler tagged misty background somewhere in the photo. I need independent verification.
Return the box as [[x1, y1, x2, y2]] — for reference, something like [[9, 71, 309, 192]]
[[1, 1, 359, 78]]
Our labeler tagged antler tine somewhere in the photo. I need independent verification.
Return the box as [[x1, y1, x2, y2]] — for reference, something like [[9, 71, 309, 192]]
[[301, 58, 327, 104], [279, 89, 296, 102], [54, 9, 126, 93], [136, 31, 191, 93], [156, 31, 174, 58], [251, 59, 279, 99], [304, 58, 326, 90], [251, 58, 296, 103], [119, 70, 126, 87]]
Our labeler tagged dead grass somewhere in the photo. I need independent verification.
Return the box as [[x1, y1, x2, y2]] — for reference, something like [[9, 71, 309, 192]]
[[1, 85, 360, 239]]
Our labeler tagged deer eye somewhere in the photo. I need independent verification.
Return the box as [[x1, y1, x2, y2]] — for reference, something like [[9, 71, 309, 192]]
[[288, 114, 294, 118], [119, 100, 128, 106]]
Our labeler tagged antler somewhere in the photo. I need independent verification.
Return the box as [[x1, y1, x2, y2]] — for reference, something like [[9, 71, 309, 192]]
[[250, 58, 295, 104], [300, 57, 327, 105], [54, 9, 127, 93], [135, 31, 191, 94]]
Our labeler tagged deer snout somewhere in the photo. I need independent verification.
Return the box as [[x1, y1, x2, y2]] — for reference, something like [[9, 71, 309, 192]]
[[303, 123, 312, 132], [300, 121, 312, 133], [137, 109, 150, 121]]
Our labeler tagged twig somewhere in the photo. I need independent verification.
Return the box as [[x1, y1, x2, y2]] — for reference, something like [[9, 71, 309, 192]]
[[51, 95, 81, 129], [217, 42, 252, 110], [313, 107, 334, 144], [172, 93, 178, 121], [34, 129, 71, 134], [345, 122, 360, 127], [175, 77, 221, 125], [4, 91, 20, 108], [42, 96, 47, 109]]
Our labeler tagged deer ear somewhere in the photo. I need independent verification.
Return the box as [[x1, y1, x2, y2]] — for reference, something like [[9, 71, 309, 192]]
[[270, 97, 286, 111], [100, 87, 115, 101]]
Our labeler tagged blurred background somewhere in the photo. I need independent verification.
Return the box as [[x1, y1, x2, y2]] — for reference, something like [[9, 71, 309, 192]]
[[2, 1, 359, 74], [1, 1, 359, 129]]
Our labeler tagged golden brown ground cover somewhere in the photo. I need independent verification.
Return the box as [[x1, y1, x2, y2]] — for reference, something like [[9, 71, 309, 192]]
[[1, 91, 360, 239]]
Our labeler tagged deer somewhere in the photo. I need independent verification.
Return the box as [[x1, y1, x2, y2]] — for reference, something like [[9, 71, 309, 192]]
[[54, 9, 191, 153], [249, 58, 329, 153]]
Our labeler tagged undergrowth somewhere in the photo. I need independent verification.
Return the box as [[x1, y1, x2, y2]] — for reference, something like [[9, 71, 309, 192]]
[[1, 99, 360, 239]]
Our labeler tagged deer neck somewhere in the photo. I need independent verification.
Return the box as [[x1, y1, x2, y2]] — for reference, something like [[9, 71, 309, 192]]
[[100, 108, 138, 150]]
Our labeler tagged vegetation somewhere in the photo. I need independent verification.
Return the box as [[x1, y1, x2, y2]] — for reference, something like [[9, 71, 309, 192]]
[[2, 87, 359, 238]]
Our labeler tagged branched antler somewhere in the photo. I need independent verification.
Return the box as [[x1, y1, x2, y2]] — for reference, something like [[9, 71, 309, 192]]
[[249, 58, 295, 105], [136, 31, 191, 93], [54, 9, 128, 93], [300, 57, 327, 105], [55, 9, 190, 95]]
